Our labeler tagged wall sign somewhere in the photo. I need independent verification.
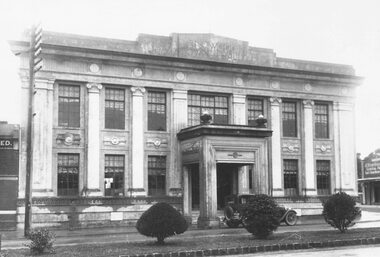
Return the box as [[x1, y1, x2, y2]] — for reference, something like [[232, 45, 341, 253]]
[[364, 150, 380, 178], [0, 139, 13, 149]]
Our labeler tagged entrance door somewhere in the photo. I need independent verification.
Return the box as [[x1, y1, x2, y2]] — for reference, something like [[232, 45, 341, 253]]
[[217, 163, 237, 209]]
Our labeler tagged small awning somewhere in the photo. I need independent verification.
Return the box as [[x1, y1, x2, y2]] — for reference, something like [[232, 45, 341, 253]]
[[358, 178, 380, 182]]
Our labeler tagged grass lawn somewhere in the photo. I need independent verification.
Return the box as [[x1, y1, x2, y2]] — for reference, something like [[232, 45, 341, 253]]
[[2, 227, 380, 257]]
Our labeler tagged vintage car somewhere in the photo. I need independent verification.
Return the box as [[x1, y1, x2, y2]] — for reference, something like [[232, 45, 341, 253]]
[[223, 194, 298, 228]]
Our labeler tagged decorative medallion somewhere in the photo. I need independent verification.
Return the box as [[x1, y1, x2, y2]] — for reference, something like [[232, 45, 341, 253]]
[[228, 152, 243, 158], [89, 63, 100, 73], [182, 141, 200, 154], [147, 138, 168, 149], [282, 142, 300, 153], [133, 67, 143, 77], [315, 144, 333, 154], [270, 81, 280, 89], [235, 77, 244, 86], [341, 88, 349, 95], [103, 136, 127, 146], [304, 84, 312, 91], [175, 72, 186, 81]]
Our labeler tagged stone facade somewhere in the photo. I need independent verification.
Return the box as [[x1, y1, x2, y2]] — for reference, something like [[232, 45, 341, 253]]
[[10, 31, 361, 229]]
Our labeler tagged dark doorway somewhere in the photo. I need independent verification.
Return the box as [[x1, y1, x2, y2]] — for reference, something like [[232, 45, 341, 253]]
[[374, 182, 380, 203], [217, 163, 237, 209], [190, 164, 200, 210]]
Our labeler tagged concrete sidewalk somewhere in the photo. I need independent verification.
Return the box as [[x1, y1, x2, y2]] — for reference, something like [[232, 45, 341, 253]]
[[1, 209, 380, 250]]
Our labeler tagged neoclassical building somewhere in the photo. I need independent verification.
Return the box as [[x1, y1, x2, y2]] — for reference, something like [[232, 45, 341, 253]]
[[10, 31, 361, 229]]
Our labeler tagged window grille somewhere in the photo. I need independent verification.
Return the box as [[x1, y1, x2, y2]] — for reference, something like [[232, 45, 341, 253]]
[[248, 98, 264, 126], [315, 103, 329, 139], [148, 91, 166, 131], [316, 160, 330, 195], [105, 88, 125, 129], [188, 93, 228, 126], [58, 85, 80, 127], [148, 156, 166, 196], [57, 153, 79, 196], [104, 155, 124, 196], [282, 102, 297, 137], [283, 159, 298, 196]]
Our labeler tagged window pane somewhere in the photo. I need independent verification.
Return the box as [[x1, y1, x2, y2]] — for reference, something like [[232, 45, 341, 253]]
[[57, 153, 79, 196], [248, 98, 264, 126], [148, 156, 166, 196], [188, 93, 229, 126], [316, 160, 330, 195], [148, 91, 166, 131], [104, 155, 124, 196], [105, 88, 125, 129], [282, 102, 297, 137], [315, 104, 329, 139], [283, 159, 298, 196], [58, 85, 80, 127]]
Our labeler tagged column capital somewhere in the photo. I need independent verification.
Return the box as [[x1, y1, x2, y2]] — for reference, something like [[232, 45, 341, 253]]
[[86, 83, 103, 93], [173, 89, 187, 100], [333, 102, 354, 111], [269, 97, 282, 105], [232, 94, 246, 104], [131, 86, 146, 96], [34, 78, 55, 90], [302, 100, 314, 108]]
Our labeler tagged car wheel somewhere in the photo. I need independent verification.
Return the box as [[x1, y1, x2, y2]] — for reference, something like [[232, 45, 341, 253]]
[[284, 211, 297, 226]]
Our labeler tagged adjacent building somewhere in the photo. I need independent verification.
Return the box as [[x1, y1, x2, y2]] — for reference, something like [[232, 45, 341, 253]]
[[10, 31, 362, 229], [359, 149, 380, 205]]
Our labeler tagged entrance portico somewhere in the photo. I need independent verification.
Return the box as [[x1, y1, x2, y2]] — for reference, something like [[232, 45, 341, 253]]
[[177, 124, 272, 228]]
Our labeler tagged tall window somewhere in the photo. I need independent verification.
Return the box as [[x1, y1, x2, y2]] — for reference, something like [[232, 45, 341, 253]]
[[148, 156, 166, 196], [188, 93, 228, 126], [248, 98, 264, 126], [316, 160, 330, 195], [148, 91, 166, 131], [282, 101, 297, 137], [283, 159, 298, 196], [315, 103, 329, 139], [105, 88, 125, 129], [58, 85, 80, 127], [57, 154, 79, 196], [104, 155, 124, 196]]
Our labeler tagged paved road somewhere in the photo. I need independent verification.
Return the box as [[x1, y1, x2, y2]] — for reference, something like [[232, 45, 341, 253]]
[[225, 245, 380, 257]]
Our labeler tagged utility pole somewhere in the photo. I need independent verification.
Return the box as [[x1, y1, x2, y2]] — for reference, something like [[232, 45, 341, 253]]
[[24, 24, 43, 237]]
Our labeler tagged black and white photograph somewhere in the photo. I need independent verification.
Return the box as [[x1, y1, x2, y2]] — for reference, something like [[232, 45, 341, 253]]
[[0, 0, 380, 256]]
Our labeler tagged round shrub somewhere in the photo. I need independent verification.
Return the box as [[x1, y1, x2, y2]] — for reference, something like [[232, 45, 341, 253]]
[[239, 194, 282, 239], [322, 192, 361, 233], [136, 202, 188, 244], [24, 228, 55, 254]]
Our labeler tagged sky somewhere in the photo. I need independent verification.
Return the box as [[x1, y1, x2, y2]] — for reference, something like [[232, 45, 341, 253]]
[[0, 0, 379, 156]]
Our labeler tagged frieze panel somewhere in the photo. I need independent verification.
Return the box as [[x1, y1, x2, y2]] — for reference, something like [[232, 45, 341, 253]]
[[315, 142, 333, 155], [146, 138, 168, 149], [282, 140, 301, 154], [181, 141, 200, 154], [56, 133, 81, 146], [103, 136, 127, 146]]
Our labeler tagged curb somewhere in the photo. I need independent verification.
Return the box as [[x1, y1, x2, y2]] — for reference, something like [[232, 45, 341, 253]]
[[119, 237, 380, 257]]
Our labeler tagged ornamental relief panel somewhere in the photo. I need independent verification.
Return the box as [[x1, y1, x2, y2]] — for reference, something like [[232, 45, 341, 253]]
[[314, 141, 333, 155], [181, 141, 200, 154], [282, 140, 301, 154], [103, 136, 127, 146], [56, 133, 81, 146], [146, 138, 168, 149]]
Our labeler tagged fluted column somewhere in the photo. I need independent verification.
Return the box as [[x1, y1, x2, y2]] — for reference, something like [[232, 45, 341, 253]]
[[303, 100, 316, 196], [171, 90, 188, 196], [32, 78, 55, 197], [131, 87, 146, 196], [270, 97, 283, 196], [86, 83, 102, 196]]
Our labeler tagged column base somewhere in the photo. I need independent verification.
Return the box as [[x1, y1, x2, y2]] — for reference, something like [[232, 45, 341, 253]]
[[303, 188, 317, 196], [32, 189, 54, 197], [86, 189, 102, 197], [128, 188, 147, 197], [197, 217, 220, 229], [272, 188, 284, 197]]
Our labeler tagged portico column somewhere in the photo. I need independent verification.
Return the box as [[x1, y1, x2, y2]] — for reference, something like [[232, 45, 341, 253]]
[[86, 83, 102, 196], [32, 78, 54, 197], [171, 90, 188, 196], [131, 87, 146, 196], [182, 165, 192, 223], [270, 97, 283, 196], [333, 102, 356, 195], [233, 94, 250, 194], [303, 100, 316, 196], [198, 139, 219, 228]]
